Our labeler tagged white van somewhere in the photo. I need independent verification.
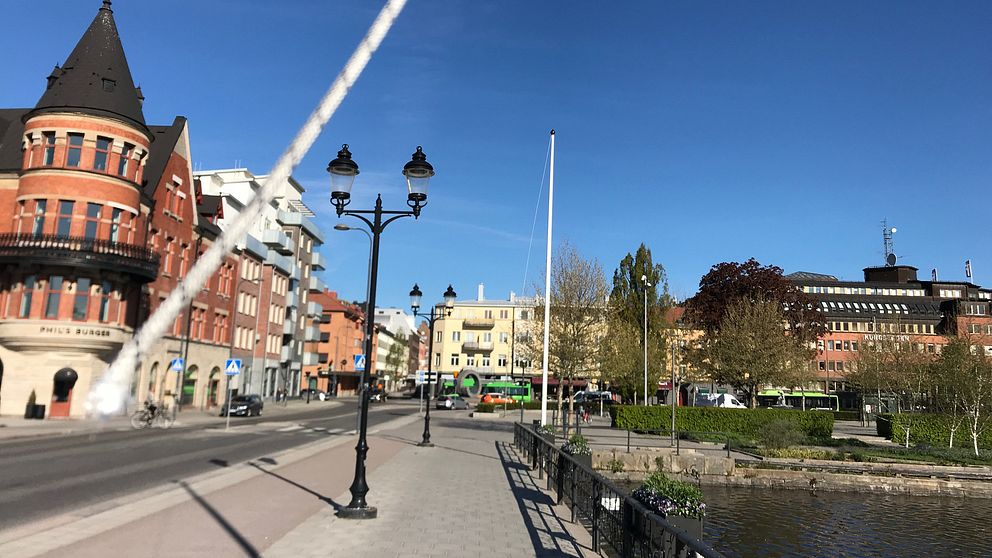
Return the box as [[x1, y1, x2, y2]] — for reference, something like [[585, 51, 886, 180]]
[[695, 393, 747, 409]]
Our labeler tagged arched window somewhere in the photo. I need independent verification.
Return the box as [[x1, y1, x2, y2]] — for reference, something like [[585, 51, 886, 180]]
[[181, 365, 198, 406], [147, 362, 159, 398]]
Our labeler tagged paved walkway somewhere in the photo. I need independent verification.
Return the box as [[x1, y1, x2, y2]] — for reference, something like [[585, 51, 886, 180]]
[[0, 412, 596, 558]]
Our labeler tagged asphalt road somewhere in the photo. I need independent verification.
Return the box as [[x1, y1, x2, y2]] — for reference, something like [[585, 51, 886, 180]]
[[0, 400, 419, 531]]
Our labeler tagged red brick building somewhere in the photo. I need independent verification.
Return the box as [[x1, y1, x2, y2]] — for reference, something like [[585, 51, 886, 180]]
[[0, 3, 275, 417], [304, 290, 376, 396]]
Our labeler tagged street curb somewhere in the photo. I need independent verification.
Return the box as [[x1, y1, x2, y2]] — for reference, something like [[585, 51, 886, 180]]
[[0, 407, 420, 558]]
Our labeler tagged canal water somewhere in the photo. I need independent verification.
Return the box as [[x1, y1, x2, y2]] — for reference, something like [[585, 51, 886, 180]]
[[701, 486, 992, 557]]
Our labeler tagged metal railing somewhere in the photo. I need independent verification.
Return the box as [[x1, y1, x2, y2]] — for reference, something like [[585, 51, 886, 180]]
[[0, 232, 159, 279], [514, 422, 725, 558]]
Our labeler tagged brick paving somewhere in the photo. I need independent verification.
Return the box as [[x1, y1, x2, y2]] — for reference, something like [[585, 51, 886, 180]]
[[264, 417, 596, 558]]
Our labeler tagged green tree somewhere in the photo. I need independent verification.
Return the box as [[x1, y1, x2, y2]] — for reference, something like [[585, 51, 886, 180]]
[[383, 333, 409, 385], [699, 298, 814, 407], [600, 243, 671, 402], [935, 338, 992, 456]]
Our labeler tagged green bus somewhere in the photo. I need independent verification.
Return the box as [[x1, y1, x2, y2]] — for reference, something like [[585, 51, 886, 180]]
[[481, 381, 532, 403], [757, 390, 839, 411]]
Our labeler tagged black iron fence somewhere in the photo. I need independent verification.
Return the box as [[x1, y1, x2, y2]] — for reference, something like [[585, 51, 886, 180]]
[[0, 233, 160, 280], [514, 422, 726, 558]]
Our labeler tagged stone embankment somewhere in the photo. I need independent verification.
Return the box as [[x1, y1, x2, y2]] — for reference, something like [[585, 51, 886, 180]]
[[595, 447, 992, 498]]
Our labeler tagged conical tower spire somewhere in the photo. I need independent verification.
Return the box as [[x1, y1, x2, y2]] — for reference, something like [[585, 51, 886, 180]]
[[29, 1, 147, 132]]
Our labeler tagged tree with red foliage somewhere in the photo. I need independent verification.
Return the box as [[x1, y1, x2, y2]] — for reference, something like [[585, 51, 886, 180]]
[[685, 259, 826, 344]]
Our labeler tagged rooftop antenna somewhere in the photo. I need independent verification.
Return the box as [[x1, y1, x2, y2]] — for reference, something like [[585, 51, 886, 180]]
[[882, 219, 897, 266]]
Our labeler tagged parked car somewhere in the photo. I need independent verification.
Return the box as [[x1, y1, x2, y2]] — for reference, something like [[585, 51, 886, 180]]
[[436, 394, 468, 410], [481, 393, 514, 405], [694, 393, 746, 409], [575, 391, 614, 404], [219, 394, 263, 417]]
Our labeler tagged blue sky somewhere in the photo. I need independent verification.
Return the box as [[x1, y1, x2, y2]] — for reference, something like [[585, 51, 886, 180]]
[[3, 1, 990, 308]]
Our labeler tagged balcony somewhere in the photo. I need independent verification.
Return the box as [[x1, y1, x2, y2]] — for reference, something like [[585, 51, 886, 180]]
[[311, 252, 325, 271], [242, 234, 267, 259], [308, 276, 326, 294], [305, 301, 323, 318], [277, 210, 325, 243], [280, 345, 292, 363], [303, 352, 320, 366], [285, 290, 298, 308], [462, 341, 494, 352], [304, 326, 321, 341], [283, 318, 294, 335], [261, 229, 295, 255], [0, 233, 160, 282], [462, 318, 495, 329], [264, 251, 293, 275]]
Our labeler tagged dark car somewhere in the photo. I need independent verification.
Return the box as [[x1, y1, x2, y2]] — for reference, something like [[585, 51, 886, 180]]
[[436, 394, 468, 410], [220, 394, 263, 417]]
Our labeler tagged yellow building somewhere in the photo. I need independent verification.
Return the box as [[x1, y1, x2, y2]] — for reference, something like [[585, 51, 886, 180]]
[[430, 285, 537, 392]]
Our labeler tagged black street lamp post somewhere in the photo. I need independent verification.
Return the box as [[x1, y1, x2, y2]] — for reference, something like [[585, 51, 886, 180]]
[[328, 144, 434, 520], [305, 371, 312, 404], [409, 284, 456, 447]]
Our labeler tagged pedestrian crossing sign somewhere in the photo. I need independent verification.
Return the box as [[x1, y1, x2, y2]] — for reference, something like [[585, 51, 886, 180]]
[[169, 358, 184, 372], [354, 354, 366, 372], [224, 359, 242, 376]]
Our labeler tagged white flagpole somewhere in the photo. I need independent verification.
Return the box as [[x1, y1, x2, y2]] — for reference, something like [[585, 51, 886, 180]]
[[541, 130, 555, 426]]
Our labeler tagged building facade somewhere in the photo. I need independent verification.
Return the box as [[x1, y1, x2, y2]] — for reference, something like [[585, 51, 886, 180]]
[[430, 284, 538, 393], [786, 265, 992, 403], [305, 290, 376, 396]]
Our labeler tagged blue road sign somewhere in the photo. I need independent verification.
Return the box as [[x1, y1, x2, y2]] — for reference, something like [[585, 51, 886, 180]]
[[224, 359, 242, 376], [354, 354, 366, 372], [169, 358, 184, 372]]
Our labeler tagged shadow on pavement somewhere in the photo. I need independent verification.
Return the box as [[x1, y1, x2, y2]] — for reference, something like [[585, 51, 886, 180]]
[[379, 433, 503, 462], [495, 441, 590, 557], [178, 481, 260, 557], [247, 461, 343, 511]]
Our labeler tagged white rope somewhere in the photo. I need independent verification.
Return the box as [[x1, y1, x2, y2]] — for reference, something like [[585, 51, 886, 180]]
[[88, 0, 409, 416]]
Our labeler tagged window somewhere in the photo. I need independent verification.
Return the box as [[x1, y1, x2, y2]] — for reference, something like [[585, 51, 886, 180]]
[[452, 331, 460, 342], [483, 332, 492, 343], [32, 200, 46, 235], [827, 340, 834, 351], [73, 278, 90, 320], [94, 137, 111, 171], [499, 332, 508, 343], [818, 361, 826, 371], [836, 361, 844, 371], [497, 354, 507, 367], [45, 275, 64, 318], [66, 133, 83, 167], [520, 310, 529, 320], [843, 341, 850, 351], [163, 239, 174, 275], [435, 353, 441, 367], [465, 332, 475, 343], [436, 330, 442, 342], [481, 356, 490, 367], [500, 310, 508, 319], [99, 280, 112, 322], [20, 275, 36, 318], [466, 356, 475, 367], [118, 143, 133, 176], [84, 203, 101, 239], [450, 354, 459, 366], [851, 341, 859, 352], [43, 132, 56, 165], [57, 200, 73, 236], [110, 207, 123, 242], [484, 310, 493, 319]]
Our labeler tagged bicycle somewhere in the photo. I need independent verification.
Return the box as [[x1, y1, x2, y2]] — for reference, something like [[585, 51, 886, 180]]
[[130, 403, 175, 429]]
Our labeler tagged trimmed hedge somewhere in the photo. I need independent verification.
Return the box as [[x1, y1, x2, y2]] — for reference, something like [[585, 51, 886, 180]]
[[832, 411, 861, 422], [876, 413, 992, 450], [609, 405, 834, 439], [474, 400, 544, 413]]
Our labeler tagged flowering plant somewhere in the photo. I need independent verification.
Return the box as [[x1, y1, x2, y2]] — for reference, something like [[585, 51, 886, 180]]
[[632, 472, 705, 519], [537, 424, 556, 436], [563, 434, 591, 456]]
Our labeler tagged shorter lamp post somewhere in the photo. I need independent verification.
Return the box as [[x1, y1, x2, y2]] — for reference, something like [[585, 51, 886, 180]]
[[641, 274, 652, 406], [305, 371, 312, 404], [410, 283, 456, 447]]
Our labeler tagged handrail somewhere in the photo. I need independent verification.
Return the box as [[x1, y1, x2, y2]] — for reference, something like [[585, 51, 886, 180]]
[[0, 233, 159, 263], [514, 422, 726, 558]]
